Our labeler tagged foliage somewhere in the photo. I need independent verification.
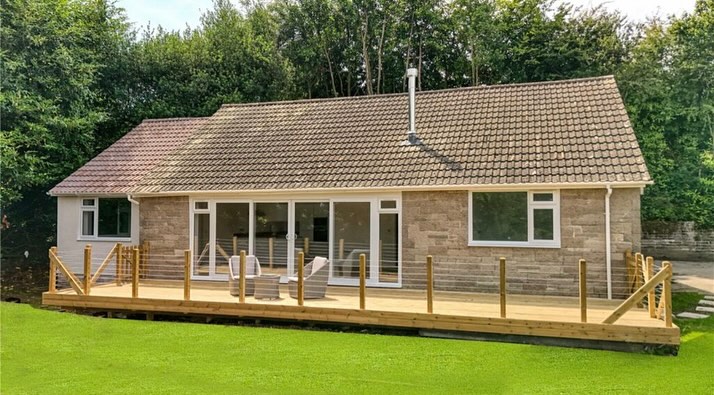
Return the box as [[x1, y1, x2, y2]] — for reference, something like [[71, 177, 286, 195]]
[[2, 302, 714, 393], [618, 0, 714, 228], [1, 0, 713, 263]]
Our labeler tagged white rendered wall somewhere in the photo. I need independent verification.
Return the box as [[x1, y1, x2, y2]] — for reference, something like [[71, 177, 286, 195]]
[[56, 196, 140, 271]]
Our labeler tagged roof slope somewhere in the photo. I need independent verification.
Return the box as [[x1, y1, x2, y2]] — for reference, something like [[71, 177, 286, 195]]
[[50, 118, 208, 195], [135, 76, 650, 193]]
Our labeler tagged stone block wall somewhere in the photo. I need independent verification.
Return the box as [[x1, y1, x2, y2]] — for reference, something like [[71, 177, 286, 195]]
[[642, 221, 714, 261], [139, 196, 190, 279], [401, 188, 641, 298]]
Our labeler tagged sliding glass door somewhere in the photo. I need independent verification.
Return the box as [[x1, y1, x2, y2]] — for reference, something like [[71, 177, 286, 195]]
[[191, 197, 400, 286], [294, 202, 330, 264], [253, 202, 289, 277], [332, 202, 371, 281], [215, 203, 250, 275]]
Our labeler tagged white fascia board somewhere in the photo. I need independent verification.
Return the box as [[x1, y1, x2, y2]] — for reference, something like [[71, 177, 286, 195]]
[[129, 181, 653, 197]]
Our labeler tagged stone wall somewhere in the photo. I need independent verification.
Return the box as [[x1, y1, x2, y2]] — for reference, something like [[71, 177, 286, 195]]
[[139, 196, 190, 278], [401, 189, 641, 298], [642, 221, 714, 261]]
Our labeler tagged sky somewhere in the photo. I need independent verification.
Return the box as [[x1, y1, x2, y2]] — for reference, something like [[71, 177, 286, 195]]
[[118, 0, 697, 32]]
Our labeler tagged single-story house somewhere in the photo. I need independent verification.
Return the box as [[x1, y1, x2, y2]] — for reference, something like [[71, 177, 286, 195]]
[[50, 74, 650, 299]]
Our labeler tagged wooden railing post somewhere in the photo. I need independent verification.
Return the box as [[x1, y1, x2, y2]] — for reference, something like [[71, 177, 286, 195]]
[[131, 247, 139, 298], [115, 243, 123, 285], [359, 253, 366, 310], [49, 247, 57, 293], [268, 237, 274, 269], [83, 244, 92, 295], [499, 257, 506, 318], [239, 250, 246, 303], [579, 259, 587, 323], [646, 256, 656, 318], [663, 261, 673, 328], [142, 241, 150, 279], [426, 255, 433, 313], [304, 237, 310, 256], [232, 236, 238, 256], [624, 249, 634, 293], [635, 253, 644, 307], [184, 250, 191, 301], [297, 251, 305, 306], [339, 238, 345, 260]]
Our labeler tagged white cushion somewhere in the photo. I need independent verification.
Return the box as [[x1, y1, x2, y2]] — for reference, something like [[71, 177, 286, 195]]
[[312, 257, 328, 275]]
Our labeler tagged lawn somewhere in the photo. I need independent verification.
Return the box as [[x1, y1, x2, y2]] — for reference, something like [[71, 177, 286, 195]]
[[1, 299, 713, 394]]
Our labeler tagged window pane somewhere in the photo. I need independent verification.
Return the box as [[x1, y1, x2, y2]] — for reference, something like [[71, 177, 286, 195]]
[[294, 202, 330, 263], [195, 201, 208, 210], [254, 203, 289, 277], [333, 202, 371, 279], [81, 211, 94, 236], [533, 209, 554, 240], [193, 213, 210, 276], [216, 203, 250, 275], [82, 199, 95, 206], [472, 192, 527, 242], [533, 193, 553, 202], [98, 198, 131, 237], [379, 213, 398, 283], [380, 200, 397, 209]]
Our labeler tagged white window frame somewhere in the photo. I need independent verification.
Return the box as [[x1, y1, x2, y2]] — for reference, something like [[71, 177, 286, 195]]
[[188, 194, 402, 287], [468, 190, 560, 248], [78, 197, 132, 242]]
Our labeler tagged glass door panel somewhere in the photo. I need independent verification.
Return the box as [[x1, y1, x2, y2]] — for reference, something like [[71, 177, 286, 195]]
[[193, 213, 210, 276], [379, 213, 399, 283], [332, 202, 371, 280], [254, 203, 289, 277], [294, 202, 330, 264], [215, 203, 250, 276]]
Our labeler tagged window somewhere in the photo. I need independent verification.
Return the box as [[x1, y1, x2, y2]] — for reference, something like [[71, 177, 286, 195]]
[[469, 191, 559, 247], [380, 200, 397, 210], [80, 198, 132, 239]]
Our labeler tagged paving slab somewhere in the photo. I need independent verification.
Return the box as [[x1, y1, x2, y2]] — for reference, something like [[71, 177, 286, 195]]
[[695, 306, 714, 313], [677, 312, 710, 319], [699, 299, 714, 306]]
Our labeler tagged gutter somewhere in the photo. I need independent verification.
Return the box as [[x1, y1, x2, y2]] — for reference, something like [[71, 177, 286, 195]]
[[127, 194, 140, 206], [605, 184, 613, 300], [123, 180, 654, 198]]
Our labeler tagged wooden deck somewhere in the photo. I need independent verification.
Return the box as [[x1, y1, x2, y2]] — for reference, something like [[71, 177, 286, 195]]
[[42, 281, 680, 348]]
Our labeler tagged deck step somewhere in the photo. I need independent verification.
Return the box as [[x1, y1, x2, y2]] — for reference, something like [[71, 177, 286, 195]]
[[699, 300, 714, 307], [677, 312, 710, 319], [695, 306, 714, 313]]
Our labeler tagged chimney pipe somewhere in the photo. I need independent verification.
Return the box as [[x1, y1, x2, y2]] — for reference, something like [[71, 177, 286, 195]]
[[406, 68, 419, 145]]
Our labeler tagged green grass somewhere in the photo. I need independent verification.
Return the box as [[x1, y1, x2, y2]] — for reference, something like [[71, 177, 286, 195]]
[[2, 301, 713, 395]]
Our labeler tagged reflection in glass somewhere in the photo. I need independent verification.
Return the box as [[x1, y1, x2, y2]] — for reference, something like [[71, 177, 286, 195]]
[[379, 213, 398, 283], [215, 203, 250, 275], [193, 213, 210, 276], [254, 203, 288, 277], [333, 202, 371, 279], [472, 192, 528, 241], [294, 203, 330, 263]]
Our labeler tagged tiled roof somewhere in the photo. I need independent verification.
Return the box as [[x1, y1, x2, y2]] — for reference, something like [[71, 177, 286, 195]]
[[134, 75, 650, 193], [49, 118, 208, 195]]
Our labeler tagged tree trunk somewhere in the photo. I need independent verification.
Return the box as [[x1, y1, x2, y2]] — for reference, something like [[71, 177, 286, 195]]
[[417, 35, 423, 91], [323, 45, 338, 97], [361, 13, 373, 95], [376, 16, 387, 94]]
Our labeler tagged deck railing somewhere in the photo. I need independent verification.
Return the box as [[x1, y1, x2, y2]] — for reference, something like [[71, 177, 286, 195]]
[[47, 245, 673, 328]]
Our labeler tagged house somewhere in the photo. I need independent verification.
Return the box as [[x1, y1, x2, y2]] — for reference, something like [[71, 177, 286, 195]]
[[50, 73, 650, 300]]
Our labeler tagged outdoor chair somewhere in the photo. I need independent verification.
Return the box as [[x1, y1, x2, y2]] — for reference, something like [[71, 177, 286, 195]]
[[288, 256, 329, 299], [336, 249, 369, 277], [228, 255, 262, 296]]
